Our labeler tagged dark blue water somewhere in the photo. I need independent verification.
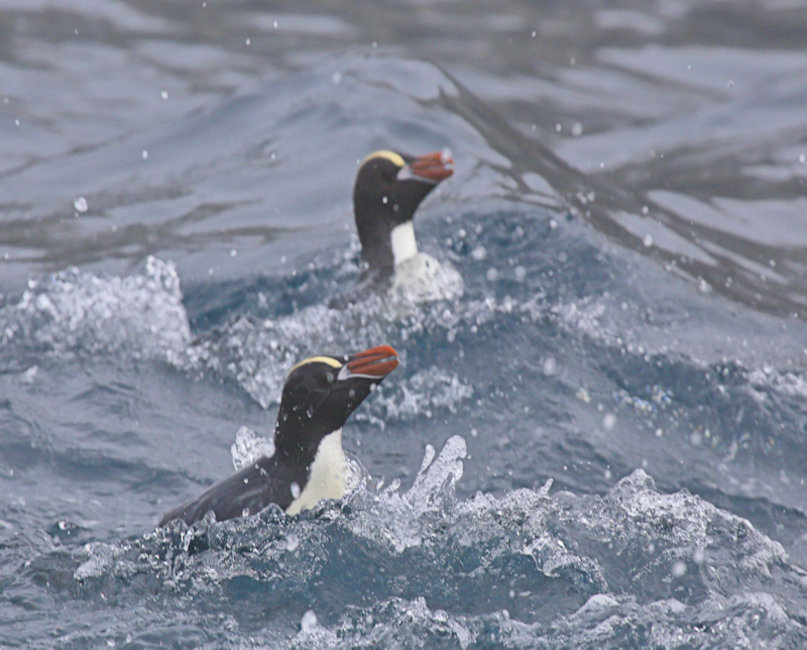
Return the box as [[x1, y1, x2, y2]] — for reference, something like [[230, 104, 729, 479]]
[[2, 1, 807, 647]]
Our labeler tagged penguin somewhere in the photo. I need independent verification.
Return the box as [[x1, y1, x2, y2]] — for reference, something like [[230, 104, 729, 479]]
[[353, 149, 454, 278], [159, 345, 399, 526]]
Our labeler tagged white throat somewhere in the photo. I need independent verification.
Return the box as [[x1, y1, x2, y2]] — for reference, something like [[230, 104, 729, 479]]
[[285, 429, 347, 515], [391, 222, 418, 266]]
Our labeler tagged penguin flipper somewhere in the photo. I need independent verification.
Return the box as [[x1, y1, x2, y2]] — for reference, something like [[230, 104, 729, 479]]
[[159, 457, 302, 527]]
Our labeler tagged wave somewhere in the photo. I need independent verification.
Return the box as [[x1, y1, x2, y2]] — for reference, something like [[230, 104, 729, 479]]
[[62, 436, 807, 648]]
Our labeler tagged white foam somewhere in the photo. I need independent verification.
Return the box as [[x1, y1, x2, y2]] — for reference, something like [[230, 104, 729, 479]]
[[390, 253, 464, 305]]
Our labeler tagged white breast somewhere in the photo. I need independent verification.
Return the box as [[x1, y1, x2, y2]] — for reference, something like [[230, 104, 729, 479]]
[[285, 429, 348, 515], [390, 221, 419, 265]]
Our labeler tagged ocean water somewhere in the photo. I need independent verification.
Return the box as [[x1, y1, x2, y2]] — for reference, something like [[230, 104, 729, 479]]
[[2, 1, 807, 647]]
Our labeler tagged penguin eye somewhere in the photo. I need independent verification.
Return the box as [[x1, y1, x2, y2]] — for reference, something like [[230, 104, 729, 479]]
[[374, 162, 397, 183]]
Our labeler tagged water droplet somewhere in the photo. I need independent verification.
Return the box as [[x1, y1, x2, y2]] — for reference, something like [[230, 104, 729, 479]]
[[141, 149, 148, 160], [290, 482, 301, 498], [485, 268, 498, 282], [229, 248, 237, 257], [641, 205, 649, 215], [571, 122, 583, 137], [514, 265, 526, 282], [241, 507, 250, 517], [698, 278, 712, 294], [245, 37, 251, 46], [602, 413, 617, 430], [306, 406, 314, 419], [273, 19, 278, 28], [542, 357, 557, 376], [799, 153, 806, 164], [73, 196, 88, 213], [301, 610, 317, 633], [381, 196, 388, 204], [672, 561, 687, 577], [643, 234, 653, 247], [160, 90, 169, 100], [555, 123, 562, 133], [471, 246, 487, 261], [332, 71, 342, 85]]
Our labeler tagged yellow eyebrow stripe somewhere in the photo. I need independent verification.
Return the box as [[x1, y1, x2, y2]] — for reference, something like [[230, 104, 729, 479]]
[[361, 150, 405, 168], [288, 356, 343, 375]]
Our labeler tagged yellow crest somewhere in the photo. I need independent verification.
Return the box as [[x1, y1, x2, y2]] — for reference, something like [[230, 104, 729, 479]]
[[288, 355, 343, 376], [361, 150, 405, 168]]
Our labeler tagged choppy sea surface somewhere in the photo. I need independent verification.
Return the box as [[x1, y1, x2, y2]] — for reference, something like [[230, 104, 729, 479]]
[[2, 1, 807, 647]]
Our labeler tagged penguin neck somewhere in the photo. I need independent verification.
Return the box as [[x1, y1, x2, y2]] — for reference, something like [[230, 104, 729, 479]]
[[390, 221, 418, 266], [285, 428, 348, 515]]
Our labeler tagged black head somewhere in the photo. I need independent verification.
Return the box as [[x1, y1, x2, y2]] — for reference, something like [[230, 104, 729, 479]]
[[274, 345, 399, 466], [353, 149, 454, 272]]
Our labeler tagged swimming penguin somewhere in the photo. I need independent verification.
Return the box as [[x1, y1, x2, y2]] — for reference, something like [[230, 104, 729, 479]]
[[353, 149, 454, 278], [159, 345, 399, 526]]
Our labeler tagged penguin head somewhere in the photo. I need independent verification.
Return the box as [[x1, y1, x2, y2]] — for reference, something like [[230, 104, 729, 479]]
[[274, 345, 399, 464], [353, 150, 453, 272]]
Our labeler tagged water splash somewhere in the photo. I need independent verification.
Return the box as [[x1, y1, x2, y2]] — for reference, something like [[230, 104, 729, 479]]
[[364, 366, 473, 422], [389, 252, 464, 305], [0, 256, 190, 361], [230, 425, 275, 471], [350, 435, 467, 553], [67, 437, 806, 648], [185, 258, 469, 409]]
